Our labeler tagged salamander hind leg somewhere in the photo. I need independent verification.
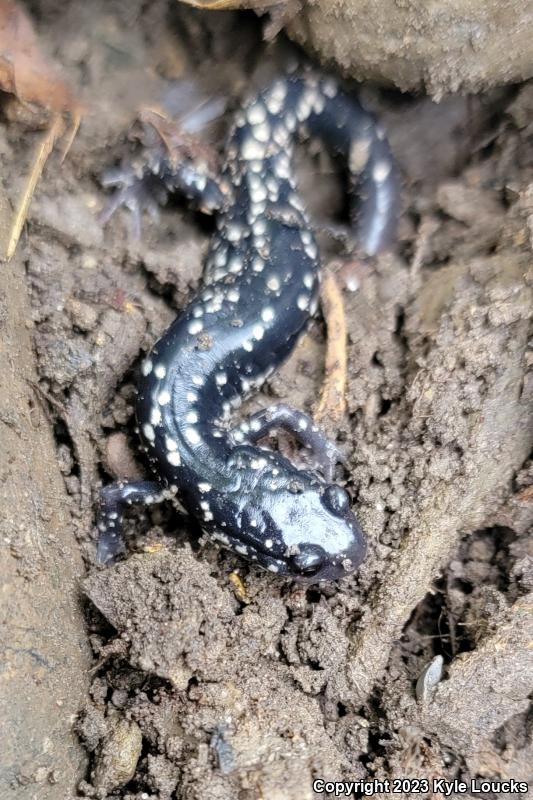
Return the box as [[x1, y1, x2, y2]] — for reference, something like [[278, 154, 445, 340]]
[[96, 480, 163, 565], [230, 404, 346, 481]]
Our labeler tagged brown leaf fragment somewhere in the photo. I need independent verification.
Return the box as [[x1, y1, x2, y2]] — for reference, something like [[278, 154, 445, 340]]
[[0, 0, 79, 115], [0, 2, 82, 260]]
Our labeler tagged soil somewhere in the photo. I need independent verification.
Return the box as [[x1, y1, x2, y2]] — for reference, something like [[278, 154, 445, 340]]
[[287, 0, 533, 96], [1, 2, 533, 799]]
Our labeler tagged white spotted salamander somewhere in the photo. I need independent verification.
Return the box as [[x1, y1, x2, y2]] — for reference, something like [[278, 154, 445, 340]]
[[97, 71, 399, 581]]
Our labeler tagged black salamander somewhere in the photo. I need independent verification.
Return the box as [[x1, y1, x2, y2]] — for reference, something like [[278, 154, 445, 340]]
[[97, 72, 399, 581]]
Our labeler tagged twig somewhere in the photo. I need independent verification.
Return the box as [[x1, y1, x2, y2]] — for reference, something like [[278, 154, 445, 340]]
[[1, 114, 63, 261], [314, 266, 347, 430]]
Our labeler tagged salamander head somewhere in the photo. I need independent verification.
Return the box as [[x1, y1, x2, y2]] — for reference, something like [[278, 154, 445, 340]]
[[212, 476, 367, 583], [263, 481, 366, 582]]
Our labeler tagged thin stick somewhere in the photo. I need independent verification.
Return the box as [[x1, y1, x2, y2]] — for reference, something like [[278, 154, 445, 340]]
[[314, 266, 347, 428], [2, 114, 63, 261]]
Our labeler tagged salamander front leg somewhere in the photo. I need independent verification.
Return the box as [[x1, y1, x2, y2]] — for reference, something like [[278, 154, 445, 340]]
[[96, 480, 162, 565], [230, 404, 346, 481]]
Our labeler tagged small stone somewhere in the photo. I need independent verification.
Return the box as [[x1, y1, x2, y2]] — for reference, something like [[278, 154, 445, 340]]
[[93, 717, 142, 793], [415, 655, 444, 703]]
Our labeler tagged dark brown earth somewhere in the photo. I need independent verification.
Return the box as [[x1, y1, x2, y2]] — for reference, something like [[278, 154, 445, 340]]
[[287, 0, 533, 96], [1, 2, 532, 799]]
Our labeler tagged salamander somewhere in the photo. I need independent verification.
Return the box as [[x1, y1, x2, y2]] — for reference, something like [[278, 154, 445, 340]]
[[97, 70, 399, 581]]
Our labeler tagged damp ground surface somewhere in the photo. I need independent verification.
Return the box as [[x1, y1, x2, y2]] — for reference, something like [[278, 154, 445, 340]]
[[2, 1, 533, 798]]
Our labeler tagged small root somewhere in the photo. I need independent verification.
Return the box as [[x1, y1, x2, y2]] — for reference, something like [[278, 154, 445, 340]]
[[1, 114, 63, 261], [314, 265, 347, 431]]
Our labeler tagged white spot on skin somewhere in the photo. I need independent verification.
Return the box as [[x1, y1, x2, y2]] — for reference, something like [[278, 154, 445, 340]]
[[289, 193, 304, 213], [243, 340, 253, 352], [305, 242, 318, 259], [313, 94, 326, 114], [252, 257, 264, 273], [273, 155, 290, 180], [227, 288, 240, 303], [297, 294, 309, 311], [267, 564, 279, 573], [349, 137, 372, 174], [187, 391, 198, 403], [303, 272, 314, 289], [185, 427, 201, 445], [192, 375, 204, 386], [373, 160, 392, 183], [186, 411, 198, 424], [323, 79, 337, 98], [214, 249, 228, 267], [272, 80, 287, 102], [150, 407, 162, 426], [273, 124, 289, 147], [193, 306, 204, 318], [166, 436, 178, 451], [198, 482, 212, 492], [266, 176, 278, 194], [158, 390, 171, 406], [167, 451, 181, 466], [247, 102, 266, 125], [261, 307, 275, 323], [266, 275, 280, 292], [265, 538, 273, 549], [250, 184, 267, 203], [265, 95, 282, 115], [241, 138, 265, 161], [141, 359, 153, 376], [226, 224, 243, 242], [252, 122, 270, 143], [296, 100, 311, 122], [236, 544, 248, 555], [216, 372, 227, 386], [253, 324, 264, 341], [143, 423, 155, 442], [188, 320, 203, 335], [228, 257, 243, 274], [154, 364, 166, 379]]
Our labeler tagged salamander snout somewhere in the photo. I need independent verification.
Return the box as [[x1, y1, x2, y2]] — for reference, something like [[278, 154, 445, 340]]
[[305, 483, 367, 582]]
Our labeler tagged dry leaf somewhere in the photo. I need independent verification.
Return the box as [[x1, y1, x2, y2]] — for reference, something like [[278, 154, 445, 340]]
[[0, 0, 79, 115]]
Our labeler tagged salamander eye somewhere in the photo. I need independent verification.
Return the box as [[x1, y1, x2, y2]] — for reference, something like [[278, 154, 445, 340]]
[[291, 544, 326, 577], [323, 485, 350, 516]]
